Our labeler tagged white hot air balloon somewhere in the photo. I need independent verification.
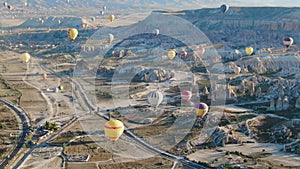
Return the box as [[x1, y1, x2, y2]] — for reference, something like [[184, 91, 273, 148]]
[[147, 90, 163, 108], [108, 33, 114, 43], [154, 29, 159, 36]]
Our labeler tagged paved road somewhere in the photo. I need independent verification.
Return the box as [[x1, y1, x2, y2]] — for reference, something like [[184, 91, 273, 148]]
[[72, 79, 210, 169], [0, 99, 31, 169]]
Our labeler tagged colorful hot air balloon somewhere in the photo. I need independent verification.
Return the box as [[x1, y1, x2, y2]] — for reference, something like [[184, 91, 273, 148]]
[[108, 33, 114, 43], [109, 14, 115, 22], [283, 37, 293, 48], [180, 51, 188, 58], [21, 53, 30, 63], [154, 29, 159, 36], [147, 90, 163, 107], [42, 73, 47, 80], [220, 4, 229, 14], [181, 90, 192, 103], [195, 102, 208, 118], [68, 28, 78, 41], [168, 50, 176, 60], [245, 47, 254, 56], [104, 119, 124, 142]]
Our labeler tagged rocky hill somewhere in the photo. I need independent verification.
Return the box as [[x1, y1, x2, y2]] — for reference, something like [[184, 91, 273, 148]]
[[179, 7, 300, 49]]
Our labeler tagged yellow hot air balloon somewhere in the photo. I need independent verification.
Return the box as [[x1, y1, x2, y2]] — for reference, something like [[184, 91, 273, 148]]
[[245, 47, 253, 56], [42, 73, 47, 80], [109, 14, 115, 22], [21, 53, 30, 63], [104, 119, 124, 142], [168, 49, 176, 60], [68, 28, 78, 41]]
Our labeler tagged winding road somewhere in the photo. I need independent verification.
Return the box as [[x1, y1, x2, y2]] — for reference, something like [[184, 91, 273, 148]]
[[0, 98, 31, 169]]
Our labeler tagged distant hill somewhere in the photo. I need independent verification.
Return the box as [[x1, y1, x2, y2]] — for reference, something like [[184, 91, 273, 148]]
[[178, 7, 300, 49]]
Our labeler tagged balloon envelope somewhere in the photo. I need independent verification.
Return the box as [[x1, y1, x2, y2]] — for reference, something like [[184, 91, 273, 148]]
[[220, 4, 229, 13], [195, 102, 208, 118], [108, 33, 114, 43], [42, 73, 47, 79], [104, 119, 124, 142], [168, 50, 176, 60], [181, 90, 192, 103], [245, 47, 254, 56], [21, 53, 30, 63], [68, 28, 78, 41], [148, 90, 163, 107], [109, 14, 115, 22], [155, 29, 159, 36], [283, 37, 293, 48], [180, 51, 187, 58]]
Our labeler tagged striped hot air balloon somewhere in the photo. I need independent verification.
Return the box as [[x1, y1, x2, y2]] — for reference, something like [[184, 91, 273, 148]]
[[181, 90, 192, 103], [147, 90, 163, 107], [104, 119, 124, 142]]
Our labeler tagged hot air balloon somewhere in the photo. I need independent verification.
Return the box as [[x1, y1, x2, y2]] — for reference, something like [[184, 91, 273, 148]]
[[233, 66, 241, 74], [195, 102, 209, 118], [245, 47, 253, 56], [108, 33, 114, 43], [109, 14, 115, 22], [91, 17, 95, 21], [7, 5, 12, 10], [220, 4, 229, 14], [154, 29, 159, 36], [68, 28, 78, 41], [42, 73, 47, 80], [180, 51, 188, 58], [198, 47, 205, 56], [168, 50, 176, 60], [104, 119, 124, 142], [283, 37, 293, 48], [147, 90, 163, 108], [39, 19, 44, 24], [21, 53, 30, 63], [235, 49, 241, 55], [181, 90, 192, 103]]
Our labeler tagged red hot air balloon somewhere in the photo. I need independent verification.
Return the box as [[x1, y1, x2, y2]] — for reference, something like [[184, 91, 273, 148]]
[[181, 90, 192, 103], [180, 51, 188, 58]]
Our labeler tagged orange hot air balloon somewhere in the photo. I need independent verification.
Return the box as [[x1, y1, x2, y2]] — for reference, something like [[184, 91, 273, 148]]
[[195, 102, 209, 118], [42, 73, 47, 79], [104, 119, 124, 142]]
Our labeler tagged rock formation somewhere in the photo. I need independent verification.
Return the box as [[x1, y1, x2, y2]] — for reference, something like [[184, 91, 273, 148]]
[[296, 97, 300, 108]]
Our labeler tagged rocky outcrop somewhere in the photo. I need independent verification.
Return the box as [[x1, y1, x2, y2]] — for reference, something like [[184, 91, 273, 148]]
[[135, 68, 174, 82]]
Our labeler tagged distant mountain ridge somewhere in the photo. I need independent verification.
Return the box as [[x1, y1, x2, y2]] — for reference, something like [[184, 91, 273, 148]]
[[178, 7, 300, 49]]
